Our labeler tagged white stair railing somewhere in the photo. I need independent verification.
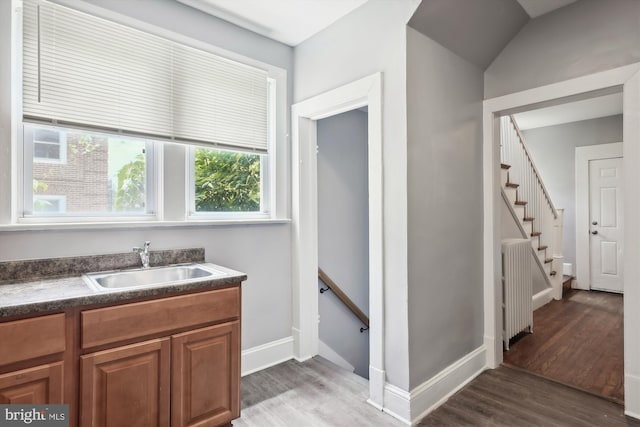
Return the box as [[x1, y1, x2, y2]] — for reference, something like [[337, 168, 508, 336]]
[[501, 115, 563, 299]]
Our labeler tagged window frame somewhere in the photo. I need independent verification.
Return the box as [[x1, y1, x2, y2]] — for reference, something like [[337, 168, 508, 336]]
[[21, 123, 160, 222], [186, 78, 277, 221], [8, 0, 288, 227], [186, 147, 271, 220]]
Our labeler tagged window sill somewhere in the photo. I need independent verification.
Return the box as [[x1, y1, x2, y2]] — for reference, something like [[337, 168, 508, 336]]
[[0, 218, 291, 232]]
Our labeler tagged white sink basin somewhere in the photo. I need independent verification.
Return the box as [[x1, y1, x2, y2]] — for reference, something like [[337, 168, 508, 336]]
[[83, 263, 226, 290]]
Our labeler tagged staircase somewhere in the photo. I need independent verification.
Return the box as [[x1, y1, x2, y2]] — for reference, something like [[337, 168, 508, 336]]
[[500, 116, 564, 301]]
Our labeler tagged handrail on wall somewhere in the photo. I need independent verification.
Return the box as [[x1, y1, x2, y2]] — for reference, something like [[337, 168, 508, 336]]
[[318, 267, 370, 332]]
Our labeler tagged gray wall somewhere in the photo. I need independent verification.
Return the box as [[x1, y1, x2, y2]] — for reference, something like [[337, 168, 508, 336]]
[[0, 0, 294, 352], [485, 0, 640, 98], [406, 27, 484, 388], [317, 110, 369, 378], [295, 0, 418, 390], [522, 115, 624, 275]]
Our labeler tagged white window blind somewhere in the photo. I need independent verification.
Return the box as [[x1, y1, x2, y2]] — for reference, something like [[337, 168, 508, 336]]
[[22, 0, 269, 153]]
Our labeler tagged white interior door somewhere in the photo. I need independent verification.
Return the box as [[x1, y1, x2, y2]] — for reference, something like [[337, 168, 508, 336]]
[[589, 157, 624, 293]]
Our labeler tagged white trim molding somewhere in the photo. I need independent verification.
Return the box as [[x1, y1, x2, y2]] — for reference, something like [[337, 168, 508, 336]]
[[624, 69, 640, 420], [532, 288, 554, 311], [291, 73, 385, 408], [382, 346, 486, 426], [241, 336, 294, 377], [626, 373, 640, 419], [575, 142, 623, 290], [484, 62, 640, 418]]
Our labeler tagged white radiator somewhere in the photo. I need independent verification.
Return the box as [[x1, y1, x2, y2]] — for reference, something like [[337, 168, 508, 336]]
[[502, 239, 532, 350]]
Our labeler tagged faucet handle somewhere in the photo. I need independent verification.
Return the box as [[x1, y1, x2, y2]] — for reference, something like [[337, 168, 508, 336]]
[[144, 241, 151, 248]]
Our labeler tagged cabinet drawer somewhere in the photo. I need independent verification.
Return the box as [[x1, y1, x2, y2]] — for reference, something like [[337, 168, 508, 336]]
[[0, 314, 66, 366], [81, 286, 240, 349]]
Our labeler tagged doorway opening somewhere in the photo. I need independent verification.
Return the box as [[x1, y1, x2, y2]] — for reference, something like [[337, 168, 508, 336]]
[[495, 91, 625, 403], [291, 73, 385, 407], [316, 109, 370, 378]]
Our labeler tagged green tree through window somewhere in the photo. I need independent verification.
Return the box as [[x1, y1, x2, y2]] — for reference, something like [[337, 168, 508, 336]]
[[194, 148, 260, 212]]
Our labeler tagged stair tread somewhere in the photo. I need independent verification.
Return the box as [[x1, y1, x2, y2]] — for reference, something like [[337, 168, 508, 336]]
[[544, 258, 553, 264], [501, 163, 511, 170], [523, 217, 534, 222], [515, 201, 527, 206], [531, 231, 542, 237], [537, 245, 548, 251], [506, 182, 519, 188]]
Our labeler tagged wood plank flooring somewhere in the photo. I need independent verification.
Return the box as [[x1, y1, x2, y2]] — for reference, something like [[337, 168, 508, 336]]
[[503, 289, 624, 403], [234, 357, 403, 426], [236, 354, 637, 426], [419, 366, 639, 427]]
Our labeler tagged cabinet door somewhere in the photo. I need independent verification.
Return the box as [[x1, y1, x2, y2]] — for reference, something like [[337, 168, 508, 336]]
[[0, 362, 64, 404], [80, 338, 170, 427], [172, 321, 240, 427]]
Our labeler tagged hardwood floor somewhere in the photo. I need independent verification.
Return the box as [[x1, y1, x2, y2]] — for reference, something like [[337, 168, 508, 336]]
[[237, 358, 638, 427], [503, 288, 624, 403], [419, 366, 639, 427], [235, 357, 403, 426]]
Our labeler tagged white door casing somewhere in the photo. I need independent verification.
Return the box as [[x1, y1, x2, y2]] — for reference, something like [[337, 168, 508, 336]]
[[575, 142, 623, 291], [291, 73, 385, 409], [589, 157, 624, 293], [483, 62, 640, 418]]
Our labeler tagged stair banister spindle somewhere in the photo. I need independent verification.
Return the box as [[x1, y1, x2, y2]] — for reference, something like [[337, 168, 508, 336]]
[[509, 116, 558, 219]]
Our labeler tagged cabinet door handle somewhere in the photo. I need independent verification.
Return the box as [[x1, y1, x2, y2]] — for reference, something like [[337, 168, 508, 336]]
[[592, 230, 598, 235]]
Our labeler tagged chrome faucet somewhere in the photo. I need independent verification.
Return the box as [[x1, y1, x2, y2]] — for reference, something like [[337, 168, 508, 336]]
[[133, 241, 151, 269]]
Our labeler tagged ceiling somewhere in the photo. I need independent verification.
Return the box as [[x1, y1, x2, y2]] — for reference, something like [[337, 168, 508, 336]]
[[177, 0, 582, 57], [516, 0, 578, 18], [408, 0, 529, 70], [176, 0, 368, 46], [513, 92, 623, 130]]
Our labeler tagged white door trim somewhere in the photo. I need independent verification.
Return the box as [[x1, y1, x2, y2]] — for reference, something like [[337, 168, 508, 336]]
[[291, 73, 385, 408], [575, 142, 623, 291], [483, 62, 640, 417]]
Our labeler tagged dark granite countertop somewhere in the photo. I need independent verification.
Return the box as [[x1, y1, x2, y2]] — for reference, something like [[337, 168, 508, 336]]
[[0, 249, 247, 318]]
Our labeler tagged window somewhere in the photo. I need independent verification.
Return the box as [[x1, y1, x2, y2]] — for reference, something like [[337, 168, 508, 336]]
[[189, 147, 269, 217], [14, 0, 283, 224], [33, 129, 67, 164], [24, 125, 155, 217]]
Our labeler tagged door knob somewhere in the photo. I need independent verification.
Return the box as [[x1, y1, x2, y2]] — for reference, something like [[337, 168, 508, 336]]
[[592, 221, 598, 225], [592, 230, 598, 235]]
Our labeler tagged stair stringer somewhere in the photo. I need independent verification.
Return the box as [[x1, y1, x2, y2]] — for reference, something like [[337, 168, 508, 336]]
[[501, 188, 553, 289]]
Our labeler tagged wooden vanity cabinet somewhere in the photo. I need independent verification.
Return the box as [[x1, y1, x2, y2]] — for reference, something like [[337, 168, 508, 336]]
[[0, 313, 67, 405], [80, 338, 171, 427], [172, 321, 240, 426], [79, 285, 241, 427], [0, 284, 241, 427], [0, 362, 65, 404]]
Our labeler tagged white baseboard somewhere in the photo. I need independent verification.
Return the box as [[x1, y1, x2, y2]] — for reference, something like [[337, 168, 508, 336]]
[[625, 373, 640, 420], [382, 346, 486, 425], [483, 335, 500, 368], [383, 384, 412, 425], [533, 288, 553, 311], [241, 336, 294, 377], [368, 365, 386, 410]]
